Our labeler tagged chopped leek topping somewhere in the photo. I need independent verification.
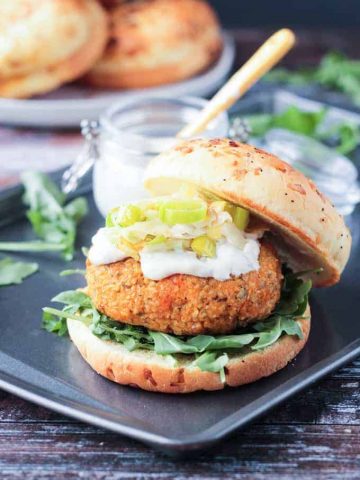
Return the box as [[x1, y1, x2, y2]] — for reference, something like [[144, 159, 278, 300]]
[[106, 205, 145, 228], [102, 196, 252, 258], [225, 204, 249, 230], [207, 225, 223, 240], [147, 235, 166, 246], [159, 199, 207, 226], [191, 235, 216, 258]]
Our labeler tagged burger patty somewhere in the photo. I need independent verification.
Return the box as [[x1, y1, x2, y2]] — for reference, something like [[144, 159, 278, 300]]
[[86, 241, 283, 335]]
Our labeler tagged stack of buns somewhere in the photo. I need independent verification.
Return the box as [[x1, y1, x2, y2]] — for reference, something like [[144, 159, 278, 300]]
[[0, 0, 223, 98]]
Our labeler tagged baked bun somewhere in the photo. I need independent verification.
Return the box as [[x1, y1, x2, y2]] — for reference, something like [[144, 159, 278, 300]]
[[144, 139, 351, 287], [67, 310, 310, 393], [84, 0, 223, 89], [0, 0, 108, 98]]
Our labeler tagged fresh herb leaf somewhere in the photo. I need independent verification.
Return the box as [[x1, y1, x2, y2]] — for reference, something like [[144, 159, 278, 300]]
[[0, 172, 88, 261], [247, 108, 325, 137], [187, 333, 255, 351], [0, 257, 38, 286], [59, 269, 86, 277], [252, 316, 303, 350], [0, 241, 64, 252], [319, 122, 360, 155], [43, 268, 310, 376], [266, 51, 360, 107], [246, 106, 359, 155], [52, 290, 92, 308], [149, 332, 199, 354], [42, 310, 69, 336], [194, 352, 229, 382]]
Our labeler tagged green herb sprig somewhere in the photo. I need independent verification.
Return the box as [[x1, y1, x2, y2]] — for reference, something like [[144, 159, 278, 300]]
[[0, 257, 38, 287], [266, 51, 360, 107], [42, 270, 311, 381], [0, 172, 88, 261], [246, 106, 360, 155]]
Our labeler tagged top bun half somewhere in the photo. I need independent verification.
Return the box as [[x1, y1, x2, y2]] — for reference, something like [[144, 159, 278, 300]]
[[144, 138, 351, 287]]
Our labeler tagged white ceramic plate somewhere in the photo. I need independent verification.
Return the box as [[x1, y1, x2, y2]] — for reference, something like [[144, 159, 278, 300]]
[[0, 33, 235, 129]]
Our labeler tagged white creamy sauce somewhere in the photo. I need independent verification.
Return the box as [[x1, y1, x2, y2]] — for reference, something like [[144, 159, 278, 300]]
[[88, 228, 127, 265], [140, 240, 260, 281], [88, 228, 260, 280]]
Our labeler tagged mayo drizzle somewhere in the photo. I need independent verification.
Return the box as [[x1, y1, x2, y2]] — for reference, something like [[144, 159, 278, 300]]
[[88, 228, 127, 265], [140, 240, 260, 281], [88, 229, 260, 281]]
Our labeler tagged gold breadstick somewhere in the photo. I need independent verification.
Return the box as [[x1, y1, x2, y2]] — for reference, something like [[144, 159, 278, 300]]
[[177, 28, 295, 139]]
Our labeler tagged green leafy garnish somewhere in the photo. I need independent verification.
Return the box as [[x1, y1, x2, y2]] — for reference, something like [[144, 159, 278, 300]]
[[194, 352, 229, 383], [0, 172, 88, 260], [246, 106, 359, 155], [266, 51, 360, 107], [318, 122, 360, 155], [0, 257, 38, 287], [247, 106, 326, 137], [59, 269, 86, 277], [42, 270, 310, 379]]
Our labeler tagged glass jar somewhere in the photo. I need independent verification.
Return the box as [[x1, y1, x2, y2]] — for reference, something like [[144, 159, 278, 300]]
[[63, 97, 229, 217]]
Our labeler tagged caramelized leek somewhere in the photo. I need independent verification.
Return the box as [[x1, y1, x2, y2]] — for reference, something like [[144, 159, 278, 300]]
[[191, 236, 216, 257], [106, 205, 145, 228], [159, 200, 207, 226], [225, 204, 249, 230]]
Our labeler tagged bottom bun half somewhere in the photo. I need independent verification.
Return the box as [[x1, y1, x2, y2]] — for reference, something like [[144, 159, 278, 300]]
[[67, 307, 310, 394]]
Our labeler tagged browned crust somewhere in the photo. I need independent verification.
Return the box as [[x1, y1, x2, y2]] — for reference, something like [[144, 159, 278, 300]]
[[0, 0, 108, 98], [84, 0, 222, 89], [84, 52, 221, 89], [144, 139, 352, 287], [67, 308, 310, 394], [85, 242, 282, 335]]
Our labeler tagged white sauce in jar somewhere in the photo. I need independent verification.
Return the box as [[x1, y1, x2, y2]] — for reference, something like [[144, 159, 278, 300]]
[[88, 229, 260, 281]]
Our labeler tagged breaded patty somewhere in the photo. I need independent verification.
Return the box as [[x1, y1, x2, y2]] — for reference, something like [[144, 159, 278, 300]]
[[86, 242, 282, 335]]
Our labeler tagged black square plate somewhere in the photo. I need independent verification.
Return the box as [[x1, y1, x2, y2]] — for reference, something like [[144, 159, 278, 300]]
[[1, 92, 360, 455]]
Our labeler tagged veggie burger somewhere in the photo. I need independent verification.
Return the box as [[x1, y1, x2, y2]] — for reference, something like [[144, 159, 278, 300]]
[[46, 139, 351, 393]]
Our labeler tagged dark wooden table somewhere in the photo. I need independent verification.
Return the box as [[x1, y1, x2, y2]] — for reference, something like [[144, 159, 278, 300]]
[[1, 29, 360, 478], [1, 359, 359, 478]]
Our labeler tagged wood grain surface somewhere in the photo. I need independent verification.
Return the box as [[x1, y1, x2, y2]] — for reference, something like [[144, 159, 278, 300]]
[[0, 29, 359, 479], [0, 359, 359, 478]]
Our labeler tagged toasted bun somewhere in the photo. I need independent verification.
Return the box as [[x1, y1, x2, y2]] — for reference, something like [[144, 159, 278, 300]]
[[144, 139, 351, 287], [84, 0, 222, 89], [0, 0, 108, 98], [67, 308, 310, 394]]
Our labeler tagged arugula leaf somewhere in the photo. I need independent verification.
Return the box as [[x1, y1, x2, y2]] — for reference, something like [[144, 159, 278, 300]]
[[276, 278, 312, 316], [188, 333, 255, 351], [265, 51, 360, 107], [252, 317, 303, 350], [0, 172, 88, 261], [59, 269, 86, 277], [52, 290, 92, 308], [319, 122, 360, 155], [0, 257, 38, 286], [0, 242, 65, 252], [42, 310, 69, 336], [43, 268, 310, 377], [246, 106, 359, 155], [194, 352, 229, 383], [247, 108, 325, 137], [149, 332, 199, 354]]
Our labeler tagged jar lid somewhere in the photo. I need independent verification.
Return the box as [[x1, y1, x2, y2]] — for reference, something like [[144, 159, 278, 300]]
[[256, 128, 360, 215]]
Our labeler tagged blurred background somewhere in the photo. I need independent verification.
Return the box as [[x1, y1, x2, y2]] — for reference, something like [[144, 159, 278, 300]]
[[210, 0, 360, 28], [1, 0, 360, 212]]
